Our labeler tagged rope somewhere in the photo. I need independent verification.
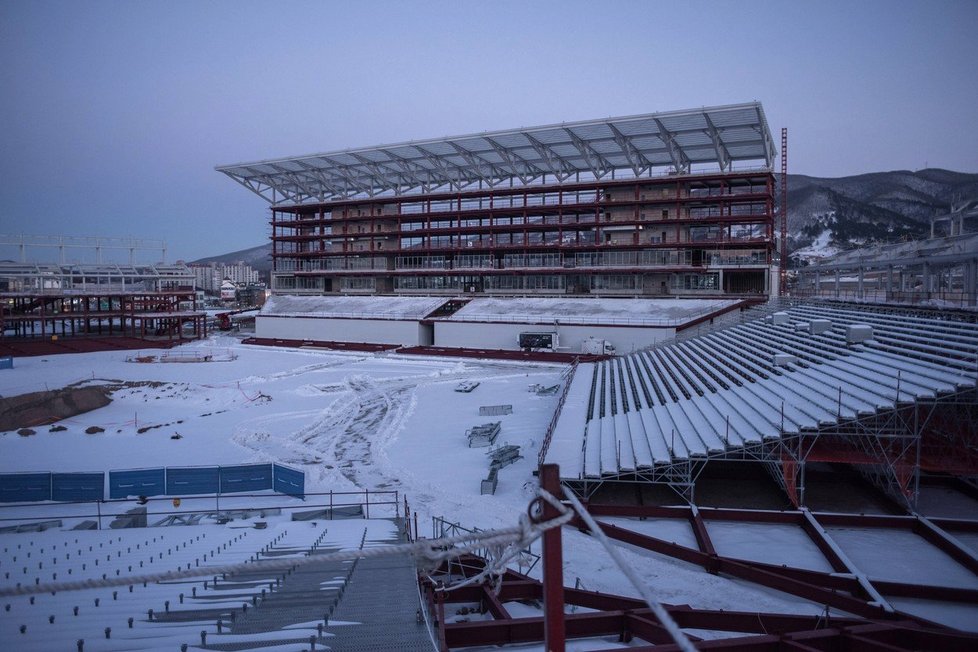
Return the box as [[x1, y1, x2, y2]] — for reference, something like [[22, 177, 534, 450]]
[[562, 488, 698, 652], [0, 498, 571, 598]]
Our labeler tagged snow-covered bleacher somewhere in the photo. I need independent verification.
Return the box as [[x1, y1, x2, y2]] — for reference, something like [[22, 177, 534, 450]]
[[1, 519, 405, 650], [546, 303, 978, 479]]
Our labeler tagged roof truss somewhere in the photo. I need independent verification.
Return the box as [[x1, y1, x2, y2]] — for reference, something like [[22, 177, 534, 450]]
[[217, 102, 777, 206]]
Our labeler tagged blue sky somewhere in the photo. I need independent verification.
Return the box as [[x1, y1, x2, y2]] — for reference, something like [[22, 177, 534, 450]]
[[1, 0, 976, 261]]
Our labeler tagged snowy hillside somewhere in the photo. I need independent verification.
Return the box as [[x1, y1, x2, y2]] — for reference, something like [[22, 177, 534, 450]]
[[786, 169, 978, 257]]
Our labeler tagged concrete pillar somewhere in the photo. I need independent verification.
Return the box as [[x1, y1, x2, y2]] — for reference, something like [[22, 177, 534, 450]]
[[815, 270, 821, 295]]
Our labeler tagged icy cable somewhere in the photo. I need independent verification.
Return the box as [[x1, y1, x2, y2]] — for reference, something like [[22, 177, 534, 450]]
[[562, 488, 698, 652], [0, 492, 574, 599]]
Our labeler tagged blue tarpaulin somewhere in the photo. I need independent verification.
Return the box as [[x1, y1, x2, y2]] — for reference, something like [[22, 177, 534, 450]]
[[51, 472, 104, 502], [166, 466, 220, 495], [219, 464, 272, 493], [109, 468, 166, 499], [0, 473, 51, 502], [1, 463, 303, 502], [273, 464, 305, 498]]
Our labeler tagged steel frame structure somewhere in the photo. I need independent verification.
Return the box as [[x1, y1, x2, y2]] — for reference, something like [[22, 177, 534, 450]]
[[424, 532, 978, 650], [554, 297, 978, 509], [218, 104, 778, 300], [265, 171, 776, 297], [217, 103, 776, 205], [0, 261, 194, 294], [0, 290, 207, 343], [563, 385, 978, 511], [420, 492, 978, 650], [0, 234, 168, 266], [793, 233, 978, 307]]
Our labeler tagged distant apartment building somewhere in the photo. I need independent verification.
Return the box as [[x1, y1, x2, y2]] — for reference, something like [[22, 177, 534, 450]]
[[189, 261, 261, 294], [218, 103, 778, 299]]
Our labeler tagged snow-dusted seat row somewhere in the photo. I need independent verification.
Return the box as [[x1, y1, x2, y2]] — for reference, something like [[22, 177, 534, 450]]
[[0, 519, 395, 651], [547, 304, 978, 479]]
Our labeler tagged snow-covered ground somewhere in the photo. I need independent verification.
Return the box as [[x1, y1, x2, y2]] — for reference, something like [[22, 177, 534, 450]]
[[791, 228, 842, 265], [2, 334, 976, 646]]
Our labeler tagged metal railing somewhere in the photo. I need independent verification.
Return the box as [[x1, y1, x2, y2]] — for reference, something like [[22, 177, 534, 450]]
[[0, 489, 400, 530], [431, 515, 539, 575], [538, 360, 580, 465], [792, 288, 978, 311]]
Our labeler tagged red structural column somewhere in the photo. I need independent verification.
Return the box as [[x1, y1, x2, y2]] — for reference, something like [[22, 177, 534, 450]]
[[780, 128, 788, 296], [539, 463, 565, 652]]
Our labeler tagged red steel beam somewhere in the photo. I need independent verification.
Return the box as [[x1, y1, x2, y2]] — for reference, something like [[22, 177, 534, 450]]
[[433, 567, 978, 651], [780, 127, 788, 297], [871, 579, 978, 603], [667, 610, 864, 634], [798, 512, 850, 573], [912, 514, 978, 577], [444, 610, 629, 647], [587, 502, 978, 535], [584, 517, 892, 619], [627, 612, 700, 644], [481, 584, 511, 620], [539, 463, 566, 652], [689, 505, 719, 573], [733, 557, 978, 603]]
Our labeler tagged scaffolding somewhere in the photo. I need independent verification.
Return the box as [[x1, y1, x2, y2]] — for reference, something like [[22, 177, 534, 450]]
[[1, 290, 206, 343], [555, 300, 978, 509]]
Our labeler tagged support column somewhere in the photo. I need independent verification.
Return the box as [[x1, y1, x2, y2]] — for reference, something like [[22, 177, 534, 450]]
[[967, 259, 977, 307], [539, 464, 565, 652]]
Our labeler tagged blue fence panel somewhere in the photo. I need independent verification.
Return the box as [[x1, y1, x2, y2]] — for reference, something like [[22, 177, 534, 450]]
[[220, 464, 272, 494], [52, 472, 104, 502], [272, 464, 305, 498], [166, 467, 219, 495], [0, 473, 51, 502], [109, 469, 166, 499]]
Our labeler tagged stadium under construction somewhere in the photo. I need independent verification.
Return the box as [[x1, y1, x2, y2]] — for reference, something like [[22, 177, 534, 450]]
[[2, 104, 977, 650], [217, 101, 978, 515]]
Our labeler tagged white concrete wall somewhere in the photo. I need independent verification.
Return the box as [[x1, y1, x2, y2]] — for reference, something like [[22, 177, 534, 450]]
[[433, 321, 676, 354], [256, 315, 421, 346], [258, 314, 679, 352]]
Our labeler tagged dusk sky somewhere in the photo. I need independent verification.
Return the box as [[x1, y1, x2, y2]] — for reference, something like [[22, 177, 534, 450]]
[[1, 0, 976, 262]]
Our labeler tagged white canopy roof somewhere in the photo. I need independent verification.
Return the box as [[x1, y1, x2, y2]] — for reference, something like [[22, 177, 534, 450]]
[[217, 102, 776, 206]]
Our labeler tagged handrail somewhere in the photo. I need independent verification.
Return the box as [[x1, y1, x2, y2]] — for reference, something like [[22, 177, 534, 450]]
[[0, 489, 400, 528], [538, 359, 580, 465]]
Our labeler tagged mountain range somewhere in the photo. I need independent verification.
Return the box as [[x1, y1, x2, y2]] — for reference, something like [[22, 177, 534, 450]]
[[193, 169, 978, 268]]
